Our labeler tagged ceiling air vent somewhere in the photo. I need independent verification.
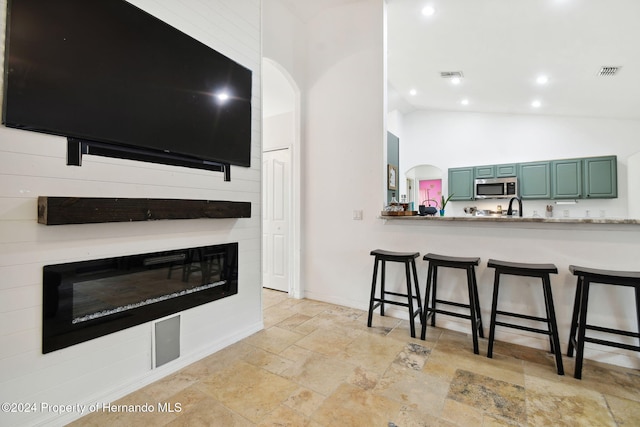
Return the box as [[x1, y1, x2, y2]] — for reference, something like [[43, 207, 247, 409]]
[[440, 71, 464, 79], [597, 66, 621, 77]]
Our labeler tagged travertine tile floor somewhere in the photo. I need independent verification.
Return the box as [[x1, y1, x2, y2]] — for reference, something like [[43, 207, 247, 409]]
[[70, 288, 640, 426]]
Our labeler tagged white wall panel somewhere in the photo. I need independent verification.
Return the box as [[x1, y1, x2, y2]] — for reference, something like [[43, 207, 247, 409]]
[[0, 307, 39, 336], [0, 1, 262, 425]]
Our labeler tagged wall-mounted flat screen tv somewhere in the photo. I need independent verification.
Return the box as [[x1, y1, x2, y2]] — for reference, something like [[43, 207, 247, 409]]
[[2, 0, 252, 169]]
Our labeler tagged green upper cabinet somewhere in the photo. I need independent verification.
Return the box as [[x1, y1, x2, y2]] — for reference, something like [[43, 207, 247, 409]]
[[448, 167, 474, 200], [495, 163, 517, 177], [447, 156, 617, 202], [474, 163, 516, 179], [584, 156, 617, 198], [518, 161, 551, 199], [551, 159, 582, 199], [474, 165, 495, 179]]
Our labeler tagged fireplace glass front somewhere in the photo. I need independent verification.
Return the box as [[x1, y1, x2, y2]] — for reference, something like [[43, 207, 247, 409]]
[[43, 242, 238, 353]]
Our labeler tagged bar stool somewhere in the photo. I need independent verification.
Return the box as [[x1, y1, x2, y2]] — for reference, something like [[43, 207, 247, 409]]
[[420, 253, 483, 354], [367, 249, 423, 338], [486, 259, 564, 375], [567, 265, 640, 379]]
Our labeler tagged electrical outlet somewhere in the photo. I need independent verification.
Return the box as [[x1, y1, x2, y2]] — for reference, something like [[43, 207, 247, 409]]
[[353, 210, 363, 220]]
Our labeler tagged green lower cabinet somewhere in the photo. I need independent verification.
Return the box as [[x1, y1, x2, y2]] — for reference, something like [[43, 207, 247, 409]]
[[551, 159, 582, 199], [518, 161, 551, 199], [448, 167, 474, 200], [584, 156, 617, 198]]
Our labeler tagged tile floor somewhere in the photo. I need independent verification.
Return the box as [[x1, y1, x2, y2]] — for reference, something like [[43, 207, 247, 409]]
[[70, 288, 640, 426]]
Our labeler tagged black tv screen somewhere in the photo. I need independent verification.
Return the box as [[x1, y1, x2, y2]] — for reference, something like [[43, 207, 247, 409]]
[[2, 0, 252, 168]]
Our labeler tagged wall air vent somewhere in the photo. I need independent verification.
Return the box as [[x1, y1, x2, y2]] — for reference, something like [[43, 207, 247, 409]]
[[440, 71, 464, 79], [597, 66, 621, 77]]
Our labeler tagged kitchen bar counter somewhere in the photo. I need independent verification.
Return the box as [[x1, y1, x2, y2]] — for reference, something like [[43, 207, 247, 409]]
[[376, 211, 640, 369], [380, 214, 640, 226]]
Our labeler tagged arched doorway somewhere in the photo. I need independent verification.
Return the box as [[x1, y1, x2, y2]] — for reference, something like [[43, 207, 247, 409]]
[[262, 58, 302, 298], [404, 164, 444, 209]]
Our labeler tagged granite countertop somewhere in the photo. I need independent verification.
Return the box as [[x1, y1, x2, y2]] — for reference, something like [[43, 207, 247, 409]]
[[379, 214, 640, 225]]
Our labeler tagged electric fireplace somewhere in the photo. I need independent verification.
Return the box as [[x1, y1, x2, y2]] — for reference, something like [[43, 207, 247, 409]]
[[43, 243, 238, 353]]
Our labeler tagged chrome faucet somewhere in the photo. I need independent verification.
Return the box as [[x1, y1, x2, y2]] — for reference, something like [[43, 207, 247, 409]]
[[507, 197, 522, 217]]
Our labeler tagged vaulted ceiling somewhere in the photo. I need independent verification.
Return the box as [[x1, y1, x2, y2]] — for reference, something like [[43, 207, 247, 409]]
[[272, 0, 640, 120]]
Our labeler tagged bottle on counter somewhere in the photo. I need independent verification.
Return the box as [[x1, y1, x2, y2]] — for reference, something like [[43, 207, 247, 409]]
[[399, 194, 409, 211], [385, 193, 403, 212]]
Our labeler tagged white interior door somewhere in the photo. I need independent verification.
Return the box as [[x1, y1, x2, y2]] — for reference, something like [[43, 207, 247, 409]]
[[262, 148, 290, 292]]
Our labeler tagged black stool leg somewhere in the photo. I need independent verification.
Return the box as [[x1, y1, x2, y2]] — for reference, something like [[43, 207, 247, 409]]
[[367, 257, 380, 327], [405, 260, 416, 338], [541, 276, 556, 354], [430, 265, 438, 326], [574, 278, 591, 379], [411, 260, 423, 326], [466, 265, 480, 355], [636, 285, 640, 350], [380, 260, 386, 317], [487, 270, 501, 358], [542, 274, 564, 375], [567, 275, 583, 357], [420, 262, 434, 340], [471, 265, 484, 338]]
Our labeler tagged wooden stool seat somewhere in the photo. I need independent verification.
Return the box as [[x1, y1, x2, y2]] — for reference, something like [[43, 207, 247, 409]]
[[567, 265, 640, 379], [487, 259, 558, 275], [367, 249, 422, 338], [370, 249, 421, 262], [487, 259, 564, 375]]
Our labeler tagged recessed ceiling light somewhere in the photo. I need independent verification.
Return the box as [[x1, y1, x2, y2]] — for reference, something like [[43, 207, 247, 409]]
[[536, 75, 549, 85], [531, 100, 542, 108], [451, 77, 461, 85], [422, 6, 436, 16], [461, 99, 469, 105], [409, 89, 417, 96]]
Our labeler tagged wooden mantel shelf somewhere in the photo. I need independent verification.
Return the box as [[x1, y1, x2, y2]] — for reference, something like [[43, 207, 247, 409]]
[[37, 197, 251, 225]]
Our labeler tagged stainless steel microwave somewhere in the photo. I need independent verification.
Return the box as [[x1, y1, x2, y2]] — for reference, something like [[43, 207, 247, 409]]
[[474, 177, 518, 199]]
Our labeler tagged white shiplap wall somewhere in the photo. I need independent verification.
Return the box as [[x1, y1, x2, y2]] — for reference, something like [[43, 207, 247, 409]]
[[0, 1, 262, 426]]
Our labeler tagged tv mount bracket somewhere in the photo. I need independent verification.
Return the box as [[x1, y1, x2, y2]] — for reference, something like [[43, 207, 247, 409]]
[[66, 138, 231, 181]]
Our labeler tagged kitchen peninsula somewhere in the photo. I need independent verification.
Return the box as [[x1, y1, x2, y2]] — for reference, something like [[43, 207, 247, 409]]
[[381, 215, 640, 226], [378, 212, 640, 371]]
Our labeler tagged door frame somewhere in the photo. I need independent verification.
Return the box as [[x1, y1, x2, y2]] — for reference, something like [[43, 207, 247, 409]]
[[262, 58, 302, 298]]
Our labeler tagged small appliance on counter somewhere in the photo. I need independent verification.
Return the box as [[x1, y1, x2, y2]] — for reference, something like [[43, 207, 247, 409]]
[[463, 206, 478, 215], [419, 199, 439, 216], [546, 205, 554, 218]]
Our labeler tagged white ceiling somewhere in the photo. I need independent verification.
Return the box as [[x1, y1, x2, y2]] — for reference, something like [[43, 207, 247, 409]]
[[271, 0, 640, 120], [388, 0, 640, 119]]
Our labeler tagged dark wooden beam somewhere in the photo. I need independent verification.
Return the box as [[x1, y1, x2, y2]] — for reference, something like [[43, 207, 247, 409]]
[[38, 197, 251, 225]]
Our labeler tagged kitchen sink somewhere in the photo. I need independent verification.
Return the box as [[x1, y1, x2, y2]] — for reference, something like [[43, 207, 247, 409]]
[[475, 210, 519, 217]]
